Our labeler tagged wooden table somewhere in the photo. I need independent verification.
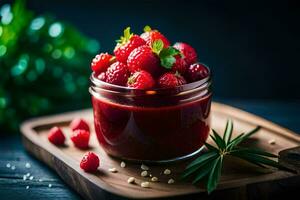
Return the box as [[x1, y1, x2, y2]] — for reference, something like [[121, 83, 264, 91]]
[[1, 99, 300, 200]]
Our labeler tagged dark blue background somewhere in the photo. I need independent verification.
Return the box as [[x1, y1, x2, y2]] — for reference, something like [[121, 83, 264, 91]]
[[19, 0, 300, 99]]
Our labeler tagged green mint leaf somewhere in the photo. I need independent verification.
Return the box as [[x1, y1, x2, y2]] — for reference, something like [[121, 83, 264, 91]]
[[143, 25, 151, 32], [152, 39, 164, 55], [161, 56, 176, 69]]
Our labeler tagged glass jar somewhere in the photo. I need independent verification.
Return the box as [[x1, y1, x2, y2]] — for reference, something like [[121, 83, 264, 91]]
[[89, 70, 212, 163]]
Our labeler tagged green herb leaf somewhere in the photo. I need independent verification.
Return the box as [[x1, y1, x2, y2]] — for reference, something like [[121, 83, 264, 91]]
[[212, 129, 226, 149], [151, 39, 164, 55], [207, 156, 223, 194], [143, 25, 151, 32], [158, 46, 180, 69], [186, 151, 219, 169], [192, 162, 214, 184], [205, 142, 219, 151], [223, 119, 233, 145], [231, 147, 278, 158]]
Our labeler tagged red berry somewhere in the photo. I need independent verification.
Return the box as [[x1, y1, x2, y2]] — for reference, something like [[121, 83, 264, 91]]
[[114, 35, 146, 63], [80, 152, 100, 173], [127, 70, 155, 89], [71, 129, 90, 149], [173, 42, 197, 65], [127, 45, 161, 76], [97, 72, 106, 82], [171, 55, 188, 75], [187, 63, 209, 82], [48, 126, 65, 146], [141, 29, 170, 48], [106, 62, 129, 86], [91, 53, 113, 74], [70, 118, 90, 132], [158, 72, 187, 88]]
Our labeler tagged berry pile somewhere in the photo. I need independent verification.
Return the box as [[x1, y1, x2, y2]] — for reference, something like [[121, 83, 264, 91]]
[[91, 26, 209, 89]]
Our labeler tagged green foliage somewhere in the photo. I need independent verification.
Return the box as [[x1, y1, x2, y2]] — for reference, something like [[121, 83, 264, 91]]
[[0, 0, 100, 133], [181, 119, 283, 194]]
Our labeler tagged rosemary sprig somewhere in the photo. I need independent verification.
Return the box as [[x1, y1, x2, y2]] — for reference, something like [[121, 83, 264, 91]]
[[181, 119, 282, 194]]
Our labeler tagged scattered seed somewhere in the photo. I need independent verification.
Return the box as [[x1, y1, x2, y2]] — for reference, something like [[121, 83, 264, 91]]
[[11, 166, 16, 170], [120, 161, 126, 168], [149, 174, 153, 177], [151, 177, 158, 182], [164, 169, 171, 175], [141, 164, 149, 171], [39, 179, 43, 182], [141, 181, 150, 188], [141, 170, 148, 177], [168, 178, 175, 184], [23, 175, 27, 181], [25, 163, 31, 169], [108, 168, 118, 173], [6, 163, 11, 168], [268, 139, 276, 145], [29, 176, 34, 180], [48, 184, 52, 188], [127, 177, 135, 184], [26, 186, 29, 189], [26, 173, 30, 177]]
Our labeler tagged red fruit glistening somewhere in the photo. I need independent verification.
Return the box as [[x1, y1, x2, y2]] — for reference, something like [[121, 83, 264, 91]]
[[106, 62, 129, 86], [158, 72, 187, 88], [71, 129, 90, 149], [187, 63, 209, 82], [127, 45, 161, 76], [140, 26, 170, 48], [114, 27, 146, 63], [80, 152, 100, 173], [127, 70, 155, 89], [91, 53, 114, 74], [48, 126, 65, 146], [171, 55, 188, 75], [70, 118, 90, 132], [173, 42, 197, 65], [97, 72, 106, 82]]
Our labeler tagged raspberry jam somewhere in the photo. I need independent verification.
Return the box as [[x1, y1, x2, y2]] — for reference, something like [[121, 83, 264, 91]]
[[90, 73, 212, 162]]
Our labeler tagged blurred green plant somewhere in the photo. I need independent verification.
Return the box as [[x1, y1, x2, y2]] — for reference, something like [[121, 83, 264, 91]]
[[0, 0, 100, 133]]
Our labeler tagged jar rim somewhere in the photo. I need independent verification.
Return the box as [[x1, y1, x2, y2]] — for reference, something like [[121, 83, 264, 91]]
[[90, 66, 212, 95]]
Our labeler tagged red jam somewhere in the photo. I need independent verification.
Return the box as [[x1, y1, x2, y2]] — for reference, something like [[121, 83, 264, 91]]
[[90, 75, 212, 161]]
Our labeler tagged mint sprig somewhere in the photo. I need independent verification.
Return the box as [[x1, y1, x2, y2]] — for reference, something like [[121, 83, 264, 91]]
[[151, 39, 180, 69], [181, 120, 283, 194]]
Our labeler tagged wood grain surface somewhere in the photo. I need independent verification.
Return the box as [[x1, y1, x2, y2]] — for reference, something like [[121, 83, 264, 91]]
[[20, 102, 300, 199]]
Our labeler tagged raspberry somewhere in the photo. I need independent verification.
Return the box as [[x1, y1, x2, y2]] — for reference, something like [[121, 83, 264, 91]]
[[158, 72, 187, 88], [48, 126, 65, 146], [171, 55, 188, 75], [141, 29, 170, 48], [70, 118, 90, 132], [173, 42, 198, 65], [71, 129, 90, 149], [187, 63, 209, 82], [106, 62, 129, 86], [91, 53, 113, 74], [127, 70, 155, 89], [114, 34, 146, 63], [80, 152, 100, 173], [127, 45, 161, 76]]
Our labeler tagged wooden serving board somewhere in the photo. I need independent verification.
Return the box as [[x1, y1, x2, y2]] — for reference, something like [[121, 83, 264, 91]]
[[21, 102, 300, 199]]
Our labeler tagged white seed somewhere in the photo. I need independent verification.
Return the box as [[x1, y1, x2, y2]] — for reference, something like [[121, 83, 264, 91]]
[[141, 181, 150, 188], [151, 177, 158, 182], [141, 164, 149, 171], [168, 178, 175, 184], [39, 179, 43, 182], [25, 163, 31, 169], [29, 176, 34, 180], [164, 169, 171, 175], [127, 177, 135, 184], [268, 139, 276, 145], [141, 170, 148, 177], [23, 175, 27, 181], [120, 161, 126, 168], [48, 184, 52, 188], [11, 166, 16, 170], [108, 168, 118, 173], [26, 186, 29, 189], [26, 173, 30, 177], [6, 163, 11, 168], [149, 174, 153, 177]]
